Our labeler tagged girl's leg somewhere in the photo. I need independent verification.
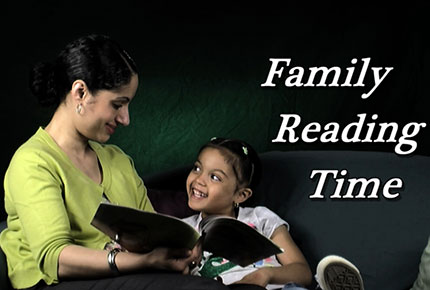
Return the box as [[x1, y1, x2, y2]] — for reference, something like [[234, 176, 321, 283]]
[[282, 282, 309, 290], [228, 282, 309, 290]]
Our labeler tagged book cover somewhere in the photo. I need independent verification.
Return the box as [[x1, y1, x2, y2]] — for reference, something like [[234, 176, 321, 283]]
[[199, 215, 283, 267], [91, 203, 200, 252], [91, 203, 282, 266]]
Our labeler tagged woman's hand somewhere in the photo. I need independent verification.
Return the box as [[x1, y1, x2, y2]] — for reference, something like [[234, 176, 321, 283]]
[[138, 247, 196, 273], [234, 268, 271, 287]]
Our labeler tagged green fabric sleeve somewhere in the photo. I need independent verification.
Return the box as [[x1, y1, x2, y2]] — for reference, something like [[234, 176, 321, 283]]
[[5, 147, 73, 286]]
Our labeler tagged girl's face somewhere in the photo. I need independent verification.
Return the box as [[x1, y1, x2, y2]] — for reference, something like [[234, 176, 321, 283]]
[[79, 74, 138, 143], [186, 147, 241, 218]]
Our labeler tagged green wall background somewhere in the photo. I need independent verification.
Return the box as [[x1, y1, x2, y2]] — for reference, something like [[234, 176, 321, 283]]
[[2, 2, 429, 219], [108, 15, 429, 176]]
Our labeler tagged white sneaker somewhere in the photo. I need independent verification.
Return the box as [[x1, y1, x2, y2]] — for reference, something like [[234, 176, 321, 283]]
[[316, 255, 364, 290]]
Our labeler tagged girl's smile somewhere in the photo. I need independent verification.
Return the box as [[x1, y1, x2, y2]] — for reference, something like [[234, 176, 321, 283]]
[[190, 188, 208, 199]]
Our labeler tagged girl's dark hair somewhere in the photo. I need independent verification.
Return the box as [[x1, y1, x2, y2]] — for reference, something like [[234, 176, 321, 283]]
[[199, 137, 262, 190], [29, 34, 138, 107]]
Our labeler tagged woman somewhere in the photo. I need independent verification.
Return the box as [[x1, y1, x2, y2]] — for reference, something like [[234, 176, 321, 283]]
[[0, 34, 232, 290]]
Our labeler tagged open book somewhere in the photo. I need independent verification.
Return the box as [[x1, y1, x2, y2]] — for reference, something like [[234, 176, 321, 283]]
[[91, 203, 283, 266]]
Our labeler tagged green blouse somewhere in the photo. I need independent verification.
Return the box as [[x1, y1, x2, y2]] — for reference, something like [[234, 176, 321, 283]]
[[0, 127, 154, 289]]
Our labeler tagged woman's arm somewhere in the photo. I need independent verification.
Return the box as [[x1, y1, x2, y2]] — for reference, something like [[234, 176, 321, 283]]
[[235, 225, 312, 287], [58, 244, 197, 278]]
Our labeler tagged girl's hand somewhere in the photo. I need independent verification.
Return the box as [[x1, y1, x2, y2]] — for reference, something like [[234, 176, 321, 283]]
[[189, 238, 203, 270], [234, 268, 271, 287]]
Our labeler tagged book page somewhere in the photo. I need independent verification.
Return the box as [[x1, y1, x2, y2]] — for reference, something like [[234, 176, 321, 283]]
[[199, 215, 283, 266], [91, 203, 201, 252]]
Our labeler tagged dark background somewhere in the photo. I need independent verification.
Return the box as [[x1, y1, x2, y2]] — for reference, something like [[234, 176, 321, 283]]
[[1, 2, 429, 220]]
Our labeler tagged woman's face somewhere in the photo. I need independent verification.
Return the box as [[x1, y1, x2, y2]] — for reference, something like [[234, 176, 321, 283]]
[[186, 147, 240, 218], [79, 74, 139, 143]]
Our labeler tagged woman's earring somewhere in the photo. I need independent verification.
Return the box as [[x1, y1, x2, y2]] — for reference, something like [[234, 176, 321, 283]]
[[234, 202, 239, 208], [76, 104, 82, 114]]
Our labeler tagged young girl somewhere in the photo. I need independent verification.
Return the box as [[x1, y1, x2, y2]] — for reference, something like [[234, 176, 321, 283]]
[[183, 137, 313, 290]]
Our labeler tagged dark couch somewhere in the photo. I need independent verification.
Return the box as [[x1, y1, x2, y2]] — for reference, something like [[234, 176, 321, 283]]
[[1, 150, 429, 290], [144, 150, 430, 290]]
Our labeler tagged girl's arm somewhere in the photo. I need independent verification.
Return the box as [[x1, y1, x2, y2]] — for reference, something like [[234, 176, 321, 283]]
[[58, 244, 197, 278], [235, 225, 312, 287]]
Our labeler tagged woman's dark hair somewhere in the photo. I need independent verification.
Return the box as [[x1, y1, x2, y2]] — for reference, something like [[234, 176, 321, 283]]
[[199, 137, 262, 190], [29, 34, 138, 107]]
